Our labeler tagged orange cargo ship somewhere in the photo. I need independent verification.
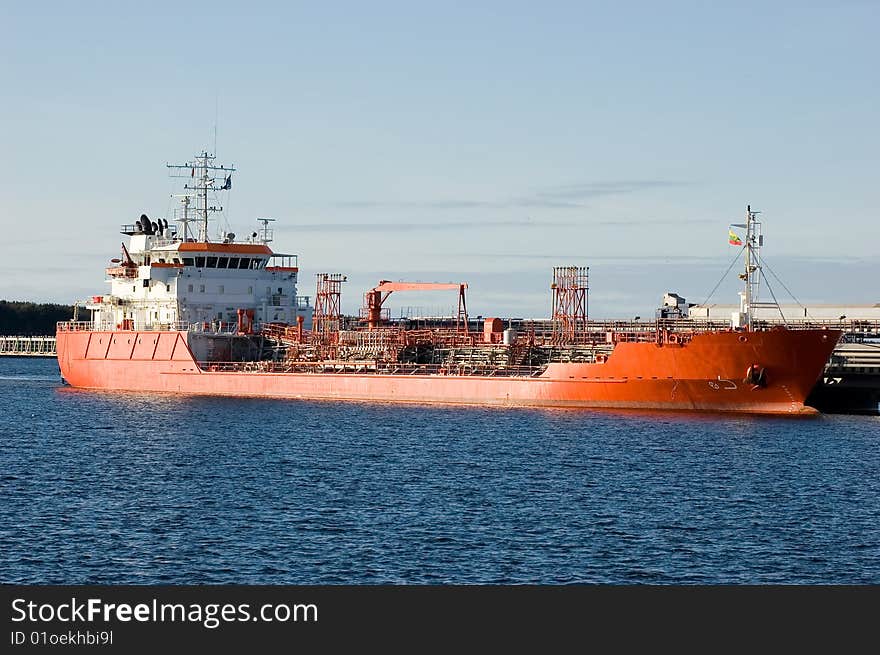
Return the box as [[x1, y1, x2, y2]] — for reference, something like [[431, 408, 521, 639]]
[[56, 152, 840, 414]]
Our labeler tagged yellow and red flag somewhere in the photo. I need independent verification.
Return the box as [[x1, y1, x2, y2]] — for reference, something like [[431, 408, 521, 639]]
[[728, 228, 743, 246]]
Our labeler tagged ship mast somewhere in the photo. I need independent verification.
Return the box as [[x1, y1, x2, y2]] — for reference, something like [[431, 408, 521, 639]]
[[172, 194, 193, 241], [167, 151, 235, 242], [738, 204, 763, 329], [257, 217, 275, 244]]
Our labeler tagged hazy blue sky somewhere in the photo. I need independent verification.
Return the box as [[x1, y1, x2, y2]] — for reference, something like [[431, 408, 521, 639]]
[[1, 1, 876, 317]]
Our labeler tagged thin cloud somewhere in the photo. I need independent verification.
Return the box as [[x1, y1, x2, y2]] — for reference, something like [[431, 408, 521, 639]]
[[435, 252, 725, 264], [592, 217, 706, 226], [533, 180, 688, 201], [440, 252, 880, 266], [279, 219, 572, 233], [335, 179, 690, 210], [337, 200, 495, 210], [280, 215, 709, 234]]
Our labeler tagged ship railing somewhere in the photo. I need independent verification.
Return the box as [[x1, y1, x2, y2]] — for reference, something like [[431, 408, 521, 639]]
[[137, 321, 198, 332], [268, 254, 299, 268], [186, 321, 240, 334], [195, 360, 551, 377], [765, 319, 880, 339], [105, 266, 138, 279], [515, 317, 868, 337], [339, 329, 401, 347], [57, 321, 95, 332], [113, 321, 192, 332], [57, 320, 196, 332], [266, 295, 312, 310], [258, 322, 302, 342], [681, 316, 880, 333]]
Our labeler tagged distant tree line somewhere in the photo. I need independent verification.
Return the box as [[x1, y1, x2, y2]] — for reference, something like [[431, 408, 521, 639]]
[[0, 301, 74, 335]]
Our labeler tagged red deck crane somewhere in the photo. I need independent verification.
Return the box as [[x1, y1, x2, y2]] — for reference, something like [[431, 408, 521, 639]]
[[364, 280, 469, 332]]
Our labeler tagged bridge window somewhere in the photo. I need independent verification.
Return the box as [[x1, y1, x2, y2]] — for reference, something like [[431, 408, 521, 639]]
[[195, 257, 205, 268], [183, 258, 194, 266], [228, 257, 239, 269], [217, 257, 229, 268], [206, 257, 218, 268], [238, 258, 250, 269]]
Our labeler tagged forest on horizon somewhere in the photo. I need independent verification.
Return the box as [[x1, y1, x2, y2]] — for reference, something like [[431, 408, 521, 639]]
[[0, 300, 75, 335]]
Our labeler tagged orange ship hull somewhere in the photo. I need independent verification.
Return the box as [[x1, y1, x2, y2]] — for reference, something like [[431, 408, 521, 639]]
[[56, 327, 840, 415]]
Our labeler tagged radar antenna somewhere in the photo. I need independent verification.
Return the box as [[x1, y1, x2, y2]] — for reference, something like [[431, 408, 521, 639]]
[[167, 151, 235, 242], [257, 218, 275, 244]]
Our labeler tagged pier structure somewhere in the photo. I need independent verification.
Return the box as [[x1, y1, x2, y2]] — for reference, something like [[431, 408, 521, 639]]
[[0, 335, 57, 357], [808, 341, 880, 415]]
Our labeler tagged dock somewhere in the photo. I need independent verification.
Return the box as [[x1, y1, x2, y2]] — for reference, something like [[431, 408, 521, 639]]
[[0, 335, 57, 357], [808, 342, 880, 415]]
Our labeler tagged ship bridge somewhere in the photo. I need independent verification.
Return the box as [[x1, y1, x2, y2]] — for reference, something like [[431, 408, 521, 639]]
[[86, 150, 312, 333]]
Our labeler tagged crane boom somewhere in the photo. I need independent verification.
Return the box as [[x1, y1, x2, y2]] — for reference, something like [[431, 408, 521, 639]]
[[371, 281, 466, 293], [364, 280, 468, 331]]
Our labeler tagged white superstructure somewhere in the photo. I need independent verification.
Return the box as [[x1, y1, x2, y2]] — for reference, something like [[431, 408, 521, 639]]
[[688, 303, 880, 322], [83, 151, 312, 333]]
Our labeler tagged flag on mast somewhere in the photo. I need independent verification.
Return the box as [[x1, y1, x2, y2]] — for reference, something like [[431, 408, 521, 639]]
[[728, 228, 743, 246]]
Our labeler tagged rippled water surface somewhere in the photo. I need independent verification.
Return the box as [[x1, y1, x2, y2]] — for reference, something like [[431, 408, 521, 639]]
[[2, 357, 879, 584]]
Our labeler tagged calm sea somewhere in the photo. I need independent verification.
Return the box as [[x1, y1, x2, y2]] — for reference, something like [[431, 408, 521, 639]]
[[2, 357, 878, 584]]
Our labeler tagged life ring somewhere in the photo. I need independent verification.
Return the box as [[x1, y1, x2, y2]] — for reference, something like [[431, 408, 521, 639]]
[[668, 334, 679, 344], [596, 354, 607, 364]]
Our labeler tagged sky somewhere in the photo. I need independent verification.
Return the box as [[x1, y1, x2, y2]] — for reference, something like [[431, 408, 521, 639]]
[[1, 1, 877, 318]]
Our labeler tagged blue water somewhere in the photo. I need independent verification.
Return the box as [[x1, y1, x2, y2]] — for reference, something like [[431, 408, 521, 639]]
[[1, 357, 879, 584]]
